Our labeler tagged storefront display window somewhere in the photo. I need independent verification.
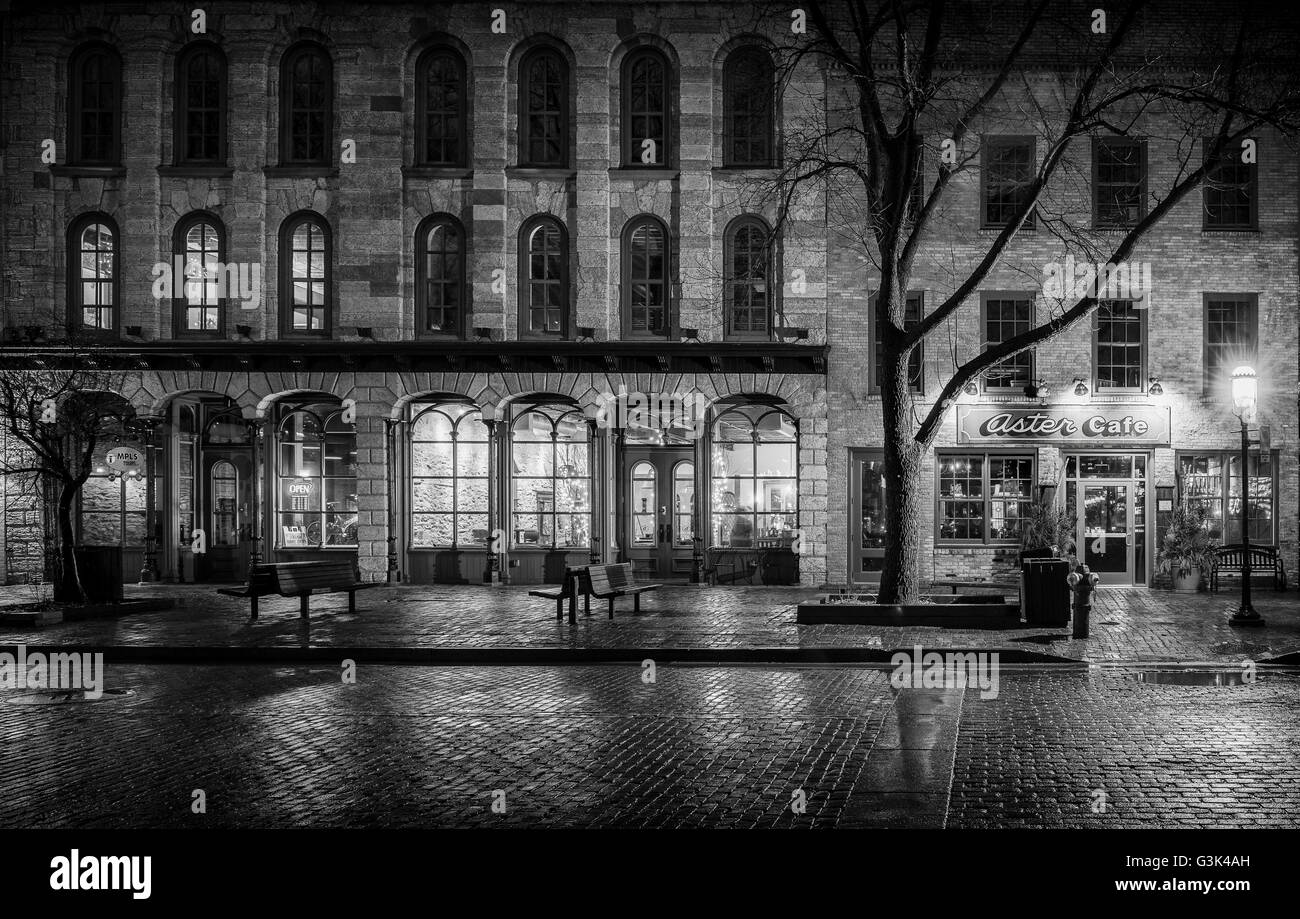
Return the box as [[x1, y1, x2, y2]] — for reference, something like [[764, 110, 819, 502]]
[[410, 402, 489, 547], [510, 404, 591, 549], [1178, 451, 1275, 544], [276, 401, 357, 548], [937, 452, 1033, 544], [710, 403, 798, 548]]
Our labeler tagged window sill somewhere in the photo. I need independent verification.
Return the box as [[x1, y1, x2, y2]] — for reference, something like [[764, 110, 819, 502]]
[[403, 166, 473, 179], [506, 167, 576, 181], [158, 165, 234, 178], [713, 166, 780, 176], [263, 166, 339, 178], [609, 167, 680, 180], [1201, 226, 1260, 234], [978, 224, 1035, 233], [50, 165, 126, 178]]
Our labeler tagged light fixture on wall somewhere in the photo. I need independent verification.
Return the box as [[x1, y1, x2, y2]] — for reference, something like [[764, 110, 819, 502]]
[[474, 326, 493, 342], [355, 326, 374, 340], [1147, 376, 1163, 396], [235, 324, 253, 339], [679, 327, 700, 343], [776, 327, 809, 341], [963, 381, 979, 396], [1024, 379, 1049, 399], [124, 325, 143, 338], [1073, 377, 1089, 397], [576, 326, 596, 342]]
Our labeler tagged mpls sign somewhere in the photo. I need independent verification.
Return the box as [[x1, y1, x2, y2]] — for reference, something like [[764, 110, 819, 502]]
[[957, 405, 1170, 445]]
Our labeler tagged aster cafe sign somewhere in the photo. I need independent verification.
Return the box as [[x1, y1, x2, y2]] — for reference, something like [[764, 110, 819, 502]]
[[957, 405, 1170, 445]]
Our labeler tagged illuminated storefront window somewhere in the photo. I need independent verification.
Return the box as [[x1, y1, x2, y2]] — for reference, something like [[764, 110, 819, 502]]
[[276, 401, 357, 548], [410, 402, 489, 547], [710, 403, 798, 548], [509, 403, 591, 549]]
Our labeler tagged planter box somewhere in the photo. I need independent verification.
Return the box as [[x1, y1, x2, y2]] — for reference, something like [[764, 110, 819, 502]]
[[797, 593, 1022, 628]]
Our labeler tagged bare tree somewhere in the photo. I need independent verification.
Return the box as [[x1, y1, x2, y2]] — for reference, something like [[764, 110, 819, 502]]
[[756, 0, 1300, 601], [0, 333, 141, 602]]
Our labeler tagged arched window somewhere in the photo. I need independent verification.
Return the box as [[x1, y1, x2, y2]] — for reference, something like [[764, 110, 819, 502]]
[[710, 403, 798, 549], [69, 213, 118, 332], [622, 48, 671, 167], [276, 401, 357, 548], [175, 43, 226, 165], [416, 215, 465, 337], [724, 217, 774, 339], [723, 48, 775, 167], [173, 213, 225, 336], [519, 47, 568, 167], [622, 216, 671, 337], [519, 216, 568, 338], [410, 402, 489, 547], [510, 403, 591, 549], [415, 47, 467, 167], [68, 43, 121, 165], [280, 43, 332, 165], [279, 212, 331, 336]]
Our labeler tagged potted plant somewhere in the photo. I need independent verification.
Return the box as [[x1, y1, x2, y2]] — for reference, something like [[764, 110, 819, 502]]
[[1019, 501, 1077, 561], [1157, 503, 1217, 592]]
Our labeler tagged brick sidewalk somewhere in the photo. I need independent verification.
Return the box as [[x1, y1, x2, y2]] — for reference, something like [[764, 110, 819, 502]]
[[2, 580, 1298, 663]]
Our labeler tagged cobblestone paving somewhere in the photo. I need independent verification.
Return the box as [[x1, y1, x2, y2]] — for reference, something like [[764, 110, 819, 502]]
[[0, 662, 1295, 828], [2, 581, 1299, 663]]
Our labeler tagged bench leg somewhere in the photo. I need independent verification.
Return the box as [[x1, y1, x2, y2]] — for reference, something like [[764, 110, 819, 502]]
[[584, 594, 591, 617], [608, 597, 615, 620], [555, 597, 563, 621], [634, 593, 642, 612], [349, 591, 357, 614], [300, 594, 310, 618], [568, 593, 576, 626], [250, 595, 258, 621]]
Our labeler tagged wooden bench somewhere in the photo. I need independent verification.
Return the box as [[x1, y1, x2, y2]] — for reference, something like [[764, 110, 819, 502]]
[[216, 559, 378, 620], [703, 549, 760, 585], [581, 562, 661, 619], [932, 579, 1021, 597], [1210, 545, 1287, 592], [528, 566, 584, 624]]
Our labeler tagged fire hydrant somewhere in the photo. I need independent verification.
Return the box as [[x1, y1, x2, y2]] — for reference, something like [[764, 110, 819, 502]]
[[1066, 565, 1100, 638]]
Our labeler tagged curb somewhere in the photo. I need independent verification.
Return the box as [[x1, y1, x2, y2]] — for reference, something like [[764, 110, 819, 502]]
[[0, 644, 1081, 665]]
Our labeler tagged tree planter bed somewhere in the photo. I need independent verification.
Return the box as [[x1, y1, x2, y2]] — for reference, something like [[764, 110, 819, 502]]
[[797, 593, 1023, 628], [0, 598, 175, 627]]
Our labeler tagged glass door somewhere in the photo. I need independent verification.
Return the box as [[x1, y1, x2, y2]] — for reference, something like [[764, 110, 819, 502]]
[[623, 447, 694, 581], [1081, 483, 1133, 582], [1066, 453, 1147, 586], [850, 449, 886, 584]]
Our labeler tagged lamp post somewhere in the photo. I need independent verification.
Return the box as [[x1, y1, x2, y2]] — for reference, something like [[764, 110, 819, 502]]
[[1229, 366, 1265, 627]]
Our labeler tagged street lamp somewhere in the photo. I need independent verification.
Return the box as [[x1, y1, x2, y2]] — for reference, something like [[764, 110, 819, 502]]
[[1229, 366, 1264, 627]]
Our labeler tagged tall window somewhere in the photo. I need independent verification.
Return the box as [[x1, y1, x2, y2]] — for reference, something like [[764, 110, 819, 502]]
[[622, 216, 671, 337], [1203, 136, 1257, 229], [1178, 452, 1276, 545], [69, 214, 118, 332], [519, 216, 568, 337], [175, 43, 226, 165], [1094, 299, 1145, 392], [982, 293, 1034, 390], [1204, 294, 1258, 393], [276, 402, 357, 548], [982, 136, 1035, 228], [622, 48, 670, 167], [510, 404, 591, 549], [68, 44, 121, 165], [280, 43, 332, 165], [410, 402, 489, 547], [417, 215, 465, 337], [724, 217, 773, 339], [723, 48, 774, 167], [937, 453, 1034, 544], [871, 292, 924, 392], [1093, 137, 1146, 227], [519, 48, 568, 167], [416, 47, 466, 167], [710, 403, 798, 549], [173, 213, 225, 336], [280, 212, 331, 336]]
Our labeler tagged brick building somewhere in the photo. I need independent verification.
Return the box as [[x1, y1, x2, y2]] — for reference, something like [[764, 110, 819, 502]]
[[0, 1, 1295, 593]]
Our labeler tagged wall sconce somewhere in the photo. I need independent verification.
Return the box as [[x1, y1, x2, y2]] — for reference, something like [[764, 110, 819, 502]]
[[125, 325, 143, 338], [1024, 379, 1049, 399], [1147, 376, 1163, 396], [474, 327, 493, 342], [777, 327, 809, 340], [576, 326, 596, 342], [235, 324, 253, 338], [679, 327, 700, 343], [355, 327, 374, 340], [23, 325, 43, 342], [1073, 377, 1089, 397], [963, 381, 979, 396]]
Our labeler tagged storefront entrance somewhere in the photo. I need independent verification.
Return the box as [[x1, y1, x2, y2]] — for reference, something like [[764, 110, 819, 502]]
[[623, 446, 694, 581], [849, 449, 886, 584], [1065, 454, 1148, 586], [199, 450, 252, 582]]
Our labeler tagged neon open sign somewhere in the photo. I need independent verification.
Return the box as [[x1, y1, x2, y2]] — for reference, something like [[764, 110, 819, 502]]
[[288, 481, 313, 496]]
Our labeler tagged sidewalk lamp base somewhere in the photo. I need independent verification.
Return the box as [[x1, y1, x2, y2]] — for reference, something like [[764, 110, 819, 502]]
[[1229, 607, 1266, 627]]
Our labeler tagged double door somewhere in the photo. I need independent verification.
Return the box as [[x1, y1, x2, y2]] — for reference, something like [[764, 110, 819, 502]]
[[1066, 454, 1148, 586], [198, 449, 252, 582], [624, 447, 695, 581]]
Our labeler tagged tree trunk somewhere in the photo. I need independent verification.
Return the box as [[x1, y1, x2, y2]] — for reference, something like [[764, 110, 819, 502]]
[[876, 296, 925, 604], [53, 481, 85, 604]]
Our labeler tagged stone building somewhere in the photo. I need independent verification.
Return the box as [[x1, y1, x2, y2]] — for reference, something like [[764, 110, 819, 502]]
[[0, 1, 1294, 592]]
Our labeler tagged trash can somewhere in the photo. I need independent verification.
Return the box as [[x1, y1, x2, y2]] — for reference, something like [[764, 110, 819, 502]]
[[73, 546, 124, 603], [1021, 557, 1070, 626]]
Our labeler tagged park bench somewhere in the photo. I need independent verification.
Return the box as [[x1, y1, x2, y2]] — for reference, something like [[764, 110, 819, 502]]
[[931, 579, 1021, 597], [702, 548, 760, 585], [216, 559, 378, 620], [528, 566, 584, 624], [581, 562, 661, 619], [1209, 545, 1287, 592]]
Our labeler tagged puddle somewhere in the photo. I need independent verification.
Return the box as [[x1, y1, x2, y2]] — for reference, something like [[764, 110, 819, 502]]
[[1136, 670, 1257, 686], [4, 688, 135, 705]]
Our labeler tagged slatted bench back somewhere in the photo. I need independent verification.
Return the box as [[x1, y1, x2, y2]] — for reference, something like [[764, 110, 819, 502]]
[[246, 565, 279, 596], [606, 563, 635, 590], [273, 560, 360, 595], [1215, 546, 1277, 568], [586, 564, 615, 596]]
